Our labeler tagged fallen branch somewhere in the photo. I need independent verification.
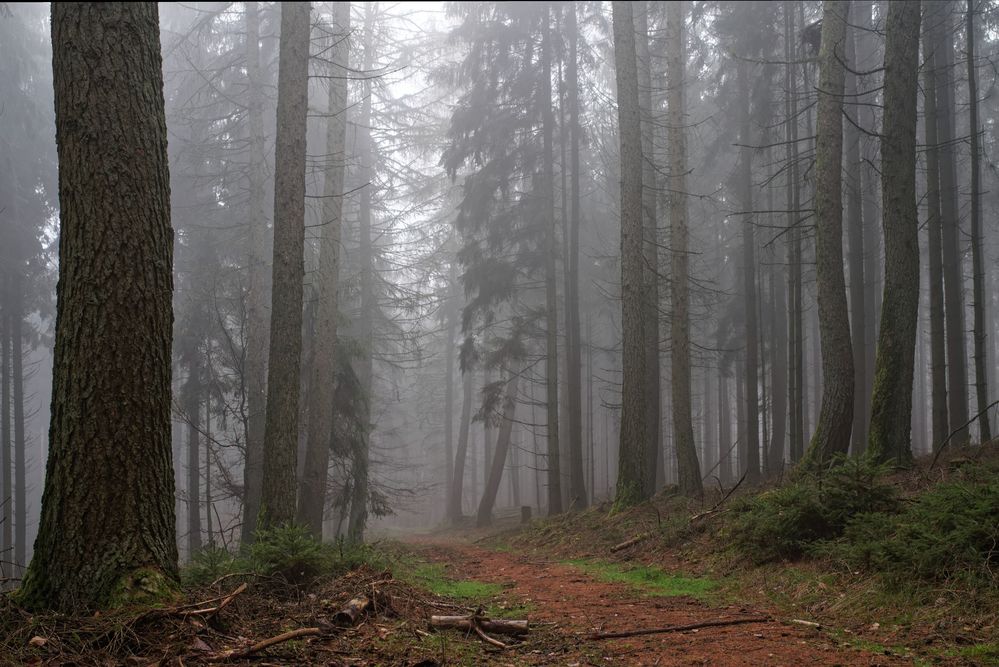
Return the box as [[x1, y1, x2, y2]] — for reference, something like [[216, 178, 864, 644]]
[[587, 616, 769, 640], [209, 627, 321, 661], [430, 615, 529, 636], [929, 399, 999, 469], [472, 619, 507, 649], [180, 583, 248, 620], [610, 532, 650, 553], [691, 469, 748, 527]]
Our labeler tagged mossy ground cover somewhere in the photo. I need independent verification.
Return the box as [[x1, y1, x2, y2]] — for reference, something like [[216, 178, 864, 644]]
[[562, 558, 719, 601]]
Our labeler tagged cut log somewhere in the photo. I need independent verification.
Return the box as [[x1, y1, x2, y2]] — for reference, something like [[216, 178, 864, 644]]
[[610, 532, 649, 553], [430, 615, 529, 636], [332, 595, 372, 627]]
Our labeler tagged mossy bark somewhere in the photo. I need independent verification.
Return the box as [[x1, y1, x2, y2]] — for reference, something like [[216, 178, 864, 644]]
[[19, 2, 178, 612]]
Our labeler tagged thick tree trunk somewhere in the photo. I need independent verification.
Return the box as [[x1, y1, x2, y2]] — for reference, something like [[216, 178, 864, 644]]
[[298, 3, 349, 538], [20, 2, 178, 611], [922, 2, 949, 449], [541, 6, 563, 516], [803, 0, 854, 468], [565, 1, 588, 510], [966, 0, 991, 443], [240, 0, 270, 546], [259, 1, 310, 530], [666, 0, 701, 497], [934, 5, 971, 447], [868, 0, 920, 465], [737, 60, 760, 482], [476, 372, 521, 527], [612, 0, 650, 507]]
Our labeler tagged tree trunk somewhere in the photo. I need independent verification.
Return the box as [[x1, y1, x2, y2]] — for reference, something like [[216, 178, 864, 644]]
[[612, 0, 650, 507], [20, 2, 178, 611], [12, 291, 25, 571], [922, 1, 949, 449], [784, 1, 805, 464], [867, 0, 921, 465], [448, 369, 473, 522], [966, 0, 991, 443], [259, 1, 310, 530], [934, 4, 970, 447], [737, 59, 760, 482], [565, 1, 588, 510], [844, 22, 867, 456], [476, 372, 521, 527], [348, 1, 378, 543], [298, 2, 349, 538], [240, 0, 270, 546], [443, 268, 458, 514], [634, 0, 661, 498], [666, 0, 701, 497], [1, 302, 10, 558], [541, 5, 563, 516], [186, 361, 202, 558], [803, 0, 854, 468]]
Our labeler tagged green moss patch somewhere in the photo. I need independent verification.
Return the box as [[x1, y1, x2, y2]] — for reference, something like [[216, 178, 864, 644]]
[[563, 558, 717, 600]]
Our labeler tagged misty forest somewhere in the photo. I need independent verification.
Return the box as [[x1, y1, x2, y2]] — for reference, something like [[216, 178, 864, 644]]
[[1, 1, 998, 664]]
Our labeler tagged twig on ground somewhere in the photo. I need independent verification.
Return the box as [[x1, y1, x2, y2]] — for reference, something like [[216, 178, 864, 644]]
[[587, 616, 770, 640], [208, 627, 321, 661]]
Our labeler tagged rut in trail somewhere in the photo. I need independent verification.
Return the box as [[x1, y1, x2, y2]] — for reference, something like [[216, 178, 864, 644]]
[[409, 538, 903, 666]]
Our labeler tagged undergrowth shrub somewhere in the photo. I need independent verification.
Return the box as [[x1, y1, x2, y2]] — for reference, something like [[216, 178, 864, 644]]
[[729, 457, 897, 563], [817, 468, 999, 588], [249, 524, 334, 586], [182, 545, 244, 587]]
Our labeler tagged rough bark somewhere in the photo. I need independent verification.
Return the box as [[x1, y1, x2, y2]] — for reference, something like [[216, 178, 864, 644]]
[[737, 59, 760, 481], [934, 4, 970, 447], [565, 1, 588, 510], [966, 0, 991, 443], [612, 0, 650, 507], [666, 1, 701, 497], [240, 0, 270, 546], [20, 2, 178, 611], [868, 0, 921, 465], [541, 6, 563, 515], [922, 1, 949, 449], [259, 1, 310, 530], [803, 0, 854, 468], [476, 372, 521, 527], [298, 2, 349, 538]]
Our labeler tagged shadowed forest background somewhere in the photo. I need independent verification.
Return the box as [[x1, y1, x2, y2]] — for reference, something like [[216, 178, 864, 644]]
[[0, 2, 998, 649]]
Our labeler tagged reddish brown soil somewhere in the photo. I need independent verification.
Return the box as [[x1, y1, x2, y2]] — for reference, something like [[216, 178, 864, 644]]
[[409, 537, 906, 666]]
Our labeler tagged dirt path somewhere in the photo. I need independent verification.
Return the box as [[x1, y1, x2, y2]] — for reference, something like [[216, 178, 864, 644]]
[[407, 537, 903, 666]]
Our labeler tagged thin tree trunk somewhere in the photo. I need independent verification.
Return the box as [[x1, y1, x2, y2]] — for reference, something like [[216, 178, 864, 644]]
[[666, 0, 701, 497], [966, 0, 991, 442], [541, 5, 563, 515], [240, 0, 269, 546], [1, 303, 10, 558], [737, 59, 760, 482], [844, 22, 867, 456], [298, 2, 349, 537], [259, 1, 310, 530], [476, 372, 521, 527], [803, 0, 854, 468], [565, 1, 587, 510], [935, 4, 971, 447], [443, 268, 458, 513], [21, 2, 178, 611], [12, 292, 25, 571], [205, 393, 213, 548], [612, 0, 649, 507], [186, 361, 202, 558], [868, 0, 921, 465], [858, 0, 879, 431], [923, 1, 949, 449], [635, 0, 661, 498], [448, 370, 473, 522]]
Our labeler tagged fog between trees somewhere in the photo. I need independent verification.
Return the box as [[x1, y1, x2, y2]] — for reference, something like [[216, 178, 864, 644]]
[[1, 0, 998, 611]]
